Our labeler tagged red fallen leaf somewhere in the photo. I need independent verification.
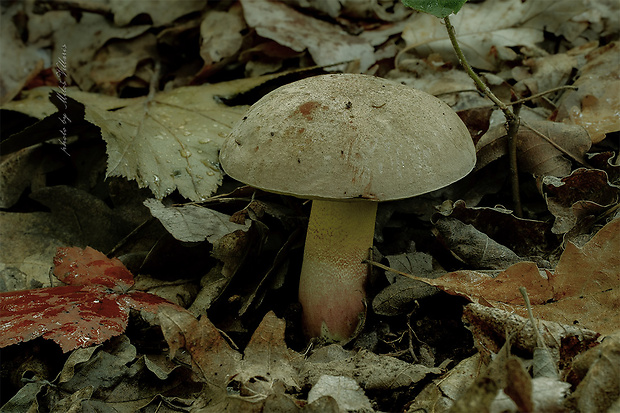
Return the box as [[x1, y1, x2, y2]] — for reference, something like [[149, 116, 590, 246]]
[[53, 246, 134, 290], [0, 246, 182, 352]]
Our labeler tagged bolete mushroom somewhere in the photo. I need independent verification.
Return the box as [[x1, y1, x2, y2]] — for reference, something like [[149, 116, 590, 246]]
[[219, 74, 475, 342]]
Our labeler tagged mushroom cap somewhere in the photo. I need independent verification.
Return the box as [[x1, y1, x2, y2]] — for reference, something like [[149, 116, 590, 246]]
[[219, 74, 476, 201]]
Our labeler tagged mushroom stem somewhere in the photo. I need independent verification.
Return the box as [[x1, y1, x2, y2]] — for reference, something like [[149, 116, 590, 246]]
[[298, 199, 378, 342]]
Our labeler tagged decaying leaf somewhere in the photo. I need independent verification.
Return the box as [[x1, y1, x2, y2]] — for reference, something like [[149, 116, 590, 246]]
[[144, 199, 250, 243], [476, 119, 591, 177], [89, 33, 158, 95], [555, 41, 620, 143], [401, 0, 587, 70], [395, 218, 620, 335], [158, 305, 242, 387], [566, 330, 620, 412], [159, 309, 300, 407], [0, 4, 44, 104], [542, 168, 620, 235], [514, 41, 597, 99], [463, 302, 599, 361], [0, 246, 183, 352], [301, 344, 441, 391], [200, 8, 246, 67], [239, 0, 376, 71], [438, 200, 555, 259], [307, 375, 372, 412], [434, 217, 522, 270], [51, 12, 151, 91]]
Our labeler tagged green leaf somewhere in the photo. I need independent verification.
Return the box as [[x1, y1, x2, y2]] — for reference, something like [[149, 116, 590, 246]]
[[401, 0, 468, 18]]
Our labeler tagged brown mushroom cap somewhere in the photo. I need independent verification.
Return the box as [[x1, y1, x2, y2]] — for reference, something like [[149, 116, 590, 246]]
[[219, 74, 476, 201]]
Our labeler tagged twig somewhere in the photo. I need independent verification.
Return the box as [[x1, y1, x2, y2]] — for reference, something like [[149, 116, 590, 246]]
[[507, 85, 578, 106], [519, 286, 543, 348], [508, 102, 523, 217], [444, 16, 523, 216], [363, 259, 417, 281]]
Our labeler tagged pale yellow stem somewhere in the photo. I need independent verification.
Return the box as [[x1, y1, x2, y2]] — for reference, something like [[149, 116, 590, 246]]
[[298, 199, 378, 342]]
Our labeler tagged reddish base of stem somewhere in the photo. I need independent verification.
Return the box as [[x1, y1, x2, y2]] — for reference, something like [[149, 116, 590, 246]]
[[298, 200, 377, 342]]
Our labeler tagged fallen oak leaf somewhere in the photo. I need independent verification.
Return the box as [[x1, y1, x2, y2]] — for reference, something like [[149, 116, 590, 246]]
[[0, 246, 184, 353]]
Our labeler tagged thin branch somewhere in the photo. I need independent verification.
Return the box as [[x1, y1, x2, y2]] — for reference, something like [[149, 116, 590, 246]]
[[508, 102, 523, 217], [507, 85, 578, 106], [444, 16, 523, 216]]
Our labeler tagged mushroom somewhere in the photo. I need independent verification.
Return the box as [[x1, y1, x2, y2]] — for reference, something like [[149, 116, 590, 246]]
[[219, 74, 475, 342]]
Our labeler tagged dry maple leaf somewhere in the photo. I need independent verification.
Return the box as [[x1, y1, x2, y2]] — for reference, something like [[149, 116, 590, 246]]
[[0, 246, 183, 352], [159, 308, 300, 399]]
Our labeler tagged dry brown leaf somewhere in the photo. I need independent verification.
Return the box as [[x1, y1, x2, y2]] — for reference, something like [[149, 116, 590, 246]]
[[476, 120, 591, 177], [566, 330, 620, 412], [555, 41, 620, 143], [159, 308, 300, 406], [0, 4, 44, 104], [542, 168, 620, 235], [90, 33, 158, 95], [109, 0, 205, 27], [240, 0, 376, 72], [403, 218, 620, 335], [437, 200, 554, 259], [401, 0, 587, 71], [51, 13, 150, 91], [463, 303, 599, 365], [158, 306, 242, 387], [302, 344, 441, 391], [232, 311, 301, 392], [514, 41, 598, 99], [200, 8, 245, 67]]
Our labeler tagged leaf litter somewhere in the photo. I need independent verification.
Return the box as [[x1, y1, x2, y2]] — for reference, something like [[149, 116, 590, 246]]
[[1, 0, 619, 411]]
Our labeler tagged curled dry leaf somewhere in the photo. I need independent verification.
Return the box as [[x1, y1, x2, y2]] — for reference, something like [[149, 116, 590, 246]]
[[542, 168, 620, 235], [50, 13, 150, 91], [90, 33, 158, 95], [515, 42, 595, 98], [566, 330, 620, 412], [437, 200, 554, 259], [464, 302, 599, 362]]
